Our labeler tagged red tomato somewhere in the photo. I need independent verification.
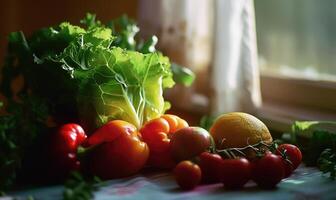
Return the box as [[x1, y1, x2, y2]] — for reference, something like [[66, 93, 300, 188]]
[[281, 158, 294, 178], [276, 144, 302, 170], [140, 115, 188, 169], [199, 152, 223, 183], [89, 120, 149, 179], [252, 153, 284, 189], [221, 157, 251, 189], [174, 161, 201, 190], [170, 127, 211, 162]]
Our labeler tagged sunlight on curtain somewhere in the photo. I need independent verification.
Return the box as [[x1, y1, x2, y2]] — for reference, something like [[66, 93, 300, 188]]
[[211, 0, 261, 115], [138, 0, 213, 112], [138, 0, 261, 115]]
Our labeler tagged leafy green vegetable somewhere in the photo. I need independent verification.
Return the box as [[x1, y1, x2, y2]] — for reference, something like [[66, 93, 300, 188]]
[[0, 97, 48, 192], [291, 121, 336, 142], [318, 148, 336, 179], [107, 14, 195, 86], [286, 121, 336, 179], [108, 15, 139, 51], [63, 172, 102, 200], [46, 41, 174, 128], [2, 13, 174, 130]]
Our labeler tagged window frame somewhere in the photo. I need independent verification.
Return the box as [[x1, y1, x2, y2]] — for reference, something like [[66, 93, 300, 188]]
[[257, 71, 336, 132]]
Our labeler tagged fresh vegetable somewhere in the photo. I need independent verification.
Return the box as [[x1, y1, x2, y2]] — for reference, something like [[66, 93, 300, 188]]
[[199, 152, 223, 183], [318, 148, 336, 180], [0, 97, 48, 191], [63, 172, 102, 200], [0, 13, 195, 191], [140, 114, 188, 168], [276, 144, 302, 170], [1, 13, 194, 131], [221, 157, 251, 189], [283, 121, 336, 179], [170, 127, 211, 162], [54, 123, 87, 152], [48, 36, 174, 130], [106, 14, 195, 86], [50, 123, 87, 177], [214, 140, 300, 180], [280, 158, 294, 178], [88, 120, 149, 179], [210, 112, 272, 149], [286, 121, 336, 166], [252, 153, 284, 189], [174, 161, 201, 190]]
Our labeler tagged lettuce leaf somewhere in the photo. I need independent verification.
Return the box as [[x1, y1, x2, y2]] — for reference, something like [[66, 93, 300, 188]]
[[49, 38, 174, 128], [2, 13, 175, 130]]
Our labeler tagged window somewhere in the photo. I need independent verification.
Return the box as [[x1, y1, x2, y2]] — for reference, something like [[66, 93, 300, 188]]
[[138, 1, 336, 130], [255, 0, 336, 131]]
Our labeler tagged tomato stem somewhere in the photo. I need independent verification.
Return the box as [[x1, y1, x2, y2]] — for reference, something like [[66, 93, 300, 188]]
[[216, 140, 274, 159]]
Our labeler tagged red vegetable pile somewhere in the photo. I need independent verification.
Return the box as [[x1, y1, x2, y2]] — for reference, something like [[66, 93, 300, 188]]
[[174, 143, 302, 190]]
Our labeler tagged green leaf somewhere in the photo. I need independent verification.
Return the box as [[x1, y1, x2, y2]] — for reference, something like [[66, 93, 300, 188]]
[[80, 13, 102, 29], [62, 45, 174, 129], [108, 15, 139, 50], [318, 148, 336, 179], [63, 172, 102, 200], [139, 35, 158, 53], [171, 63, 195, 86], [289, 120, 336, 179], [291, 121, 336, 141]]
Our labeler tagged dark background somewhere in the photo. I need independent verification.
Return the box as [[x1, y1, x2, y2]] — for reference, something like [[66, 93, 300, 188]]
[[0, 0, 138, 65]]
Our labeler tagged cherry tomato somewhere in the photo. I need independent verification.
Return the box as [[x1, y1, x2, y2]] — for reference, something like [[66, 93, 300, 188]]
[[140, 114, 188, 169], [281, 158, 294, 178], [174, 161, 201, 190], [221, 157, 251, 189], [252, 153, 284, 189], [276, 144, 302, 170], [170, 127, 211, 162], [89, 120, 149, 179], [199, 152, 223, 183]]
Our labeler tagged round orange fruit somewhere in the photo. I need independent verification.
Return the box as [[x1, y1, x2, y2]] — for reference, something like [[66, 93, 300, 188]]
[[209, 112, 272, 149]]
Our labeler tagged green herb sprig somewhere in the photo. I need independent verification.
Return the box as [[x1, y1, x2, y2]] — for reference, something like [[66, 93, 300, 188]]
[[63, 172, 102, 200]]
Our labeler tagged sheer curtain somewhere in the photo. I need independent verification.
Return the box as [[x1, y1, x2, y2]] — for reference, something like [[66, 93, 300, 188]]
[[211, 0, 261, 115], [138, 0, 261, 115]]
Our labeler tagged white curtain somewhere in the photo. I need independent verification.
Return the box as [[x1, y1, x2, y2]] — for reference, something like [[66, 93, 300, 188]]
[[138, 0, 212, 70], [138, 0, 261, 115], [211, 0, 261, 115]]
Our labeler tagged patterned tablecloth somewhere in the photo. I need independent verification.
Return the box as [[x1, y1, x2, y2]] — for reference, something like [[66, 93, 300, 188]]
[[4, 166, 336, 200]]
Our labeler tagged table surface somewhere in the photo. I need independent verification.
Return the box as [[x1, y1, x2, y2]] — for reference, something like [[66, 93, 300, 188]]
[[4, 166, 336, 200]]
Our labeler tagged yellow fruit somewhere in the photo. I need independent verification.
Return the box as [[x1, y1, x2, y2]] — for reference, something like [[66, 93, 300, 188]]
[[210, 112, 272, 149]]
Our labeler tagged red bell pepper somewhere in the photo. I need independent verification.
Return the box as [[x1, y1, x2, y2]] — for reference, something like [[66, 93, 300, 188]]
[[50, 123, 87, 176]]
